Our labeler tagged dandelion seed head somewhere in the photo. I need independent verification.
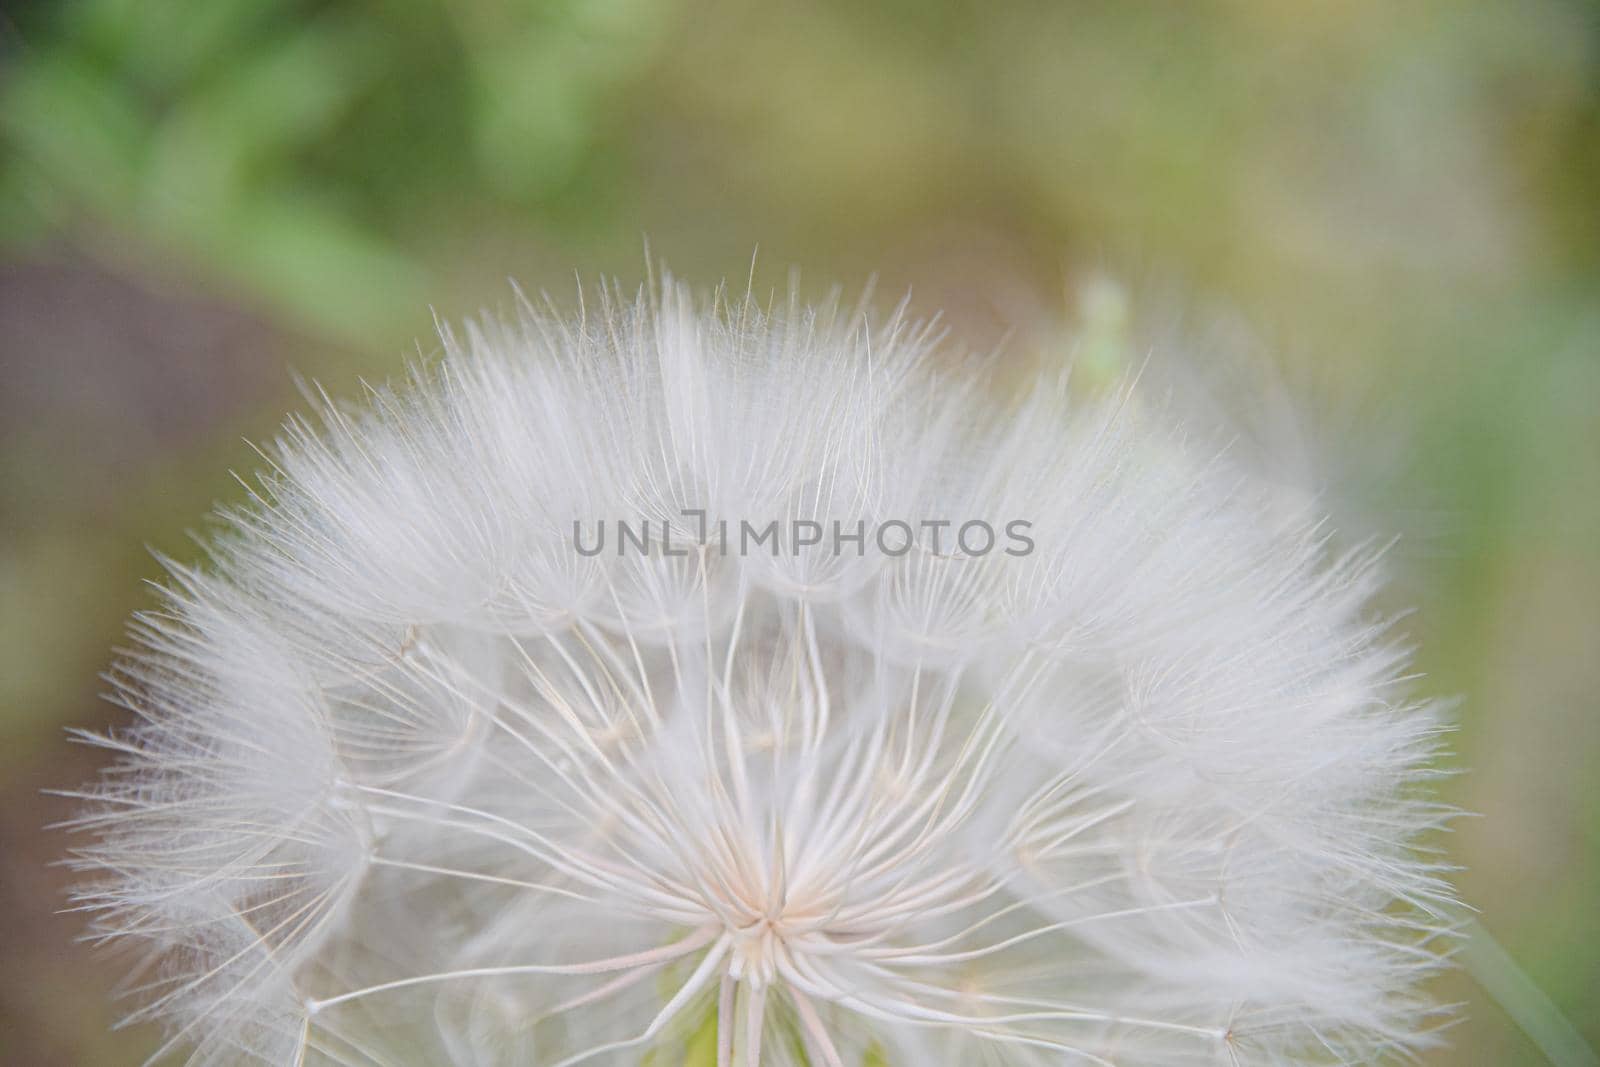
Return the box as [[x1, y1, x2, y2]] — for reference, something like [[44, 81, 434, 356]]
[[70, 276, 1455, 1065]]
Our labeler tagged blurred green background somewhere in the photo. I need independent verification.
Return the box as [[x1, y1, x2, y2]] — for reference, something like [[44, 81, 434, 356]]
[[1, 1, 1596, 1063]]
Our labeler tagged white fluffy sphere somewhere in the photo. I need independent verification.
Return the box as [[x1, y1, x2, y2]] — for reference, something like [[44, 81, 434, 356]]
[[71, 278, 1454, 1066]]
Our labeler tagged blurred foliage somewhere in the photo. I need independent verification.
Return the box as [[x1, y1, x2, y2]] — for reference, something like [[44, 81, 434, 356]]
[[0, 0, 670, 339], [2, 1, 1598, 1064]]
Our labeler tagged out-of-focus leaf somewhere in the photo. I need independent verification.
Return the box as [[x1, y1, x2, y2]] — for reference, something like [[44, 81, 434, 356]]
[[208, 193, 427, 344], [140, 14, 381, 229], [0, 55, 146, 216], [69, 0, 283, 93]]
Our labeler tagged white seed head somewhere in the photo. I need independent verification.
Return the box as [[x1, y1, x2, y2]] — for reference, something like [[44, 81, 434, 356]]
[[70, 278, 1456, 1066]]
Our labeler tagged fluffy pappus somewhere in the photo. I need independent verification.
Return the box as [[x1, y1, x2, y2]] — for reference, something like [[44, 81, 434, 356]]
[[66, 276, 1457, 1066]]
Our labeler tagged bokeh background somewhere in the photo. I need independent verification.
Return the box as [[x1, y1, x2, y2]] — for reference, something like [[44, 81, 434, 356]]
[[2, 1, 1597, 1064]]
